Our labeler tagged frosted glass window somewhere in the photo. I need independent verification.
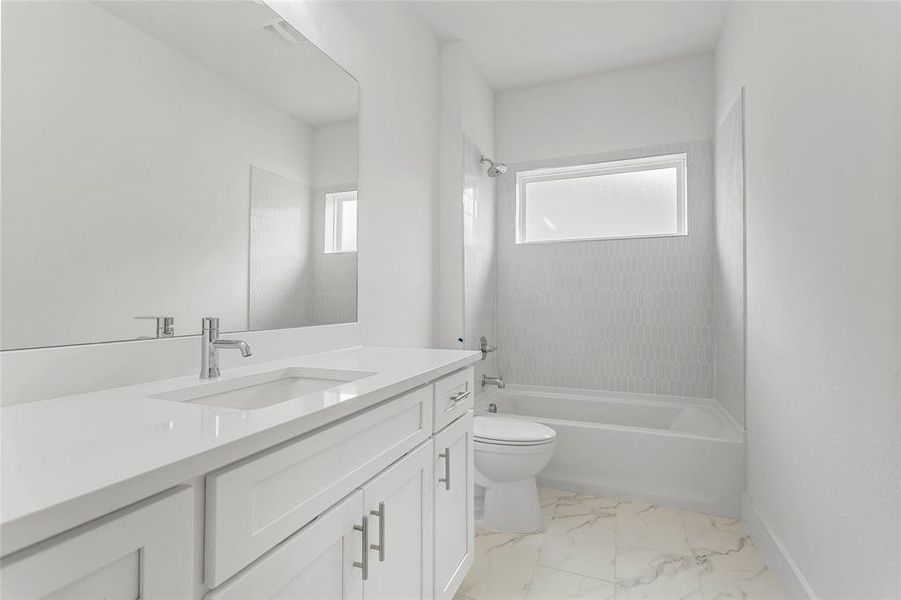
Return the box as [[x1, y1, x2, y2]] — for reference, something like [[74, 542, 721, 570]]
[[324, 190, 358, 253], [516, 154, 687, 243]]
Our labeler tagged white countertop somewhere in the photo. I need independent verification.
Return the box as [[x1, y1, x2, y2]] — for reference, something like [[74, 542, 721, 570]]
[[1, 346, 480, 555]]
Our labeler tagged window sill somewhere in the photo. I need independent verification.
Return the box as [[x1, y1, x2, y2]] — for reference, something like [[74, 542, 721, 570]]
[[515, 232, 689, 245]]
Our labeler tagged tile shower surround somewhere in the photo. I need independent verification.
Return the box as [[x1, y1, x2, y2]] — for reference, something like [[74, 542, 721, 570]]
[[497, 141, 714, 397], [495, 142, 716, 398]]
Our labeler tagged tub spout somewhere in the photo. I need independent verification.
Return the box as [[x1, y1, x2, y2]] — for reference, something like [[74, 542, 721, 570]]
[[482, 375, 505, 389]]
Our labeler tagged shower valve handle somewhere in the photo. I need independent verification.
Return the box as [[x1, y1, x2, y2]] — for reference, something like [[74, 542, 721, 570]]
[[479, 336, 496, 360]]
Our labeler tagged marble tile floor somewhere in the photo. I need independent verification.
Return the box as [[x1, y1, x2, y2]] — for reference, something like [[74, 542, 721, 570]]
[[455, 488, 783, 600]]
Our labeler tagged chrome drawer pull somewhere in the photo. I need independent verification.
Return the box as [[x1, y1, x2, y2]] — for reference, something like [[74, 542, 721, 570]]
[[353, 515, 369, 580], [448, 390, 471, 406], [439, 447, 451, 490], [370, 501, 386, 562]]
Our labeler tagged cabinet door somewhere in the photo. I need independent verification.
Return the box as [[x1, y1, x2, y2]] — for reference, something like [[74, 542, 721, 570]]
[[207, 490, 366, 600], [432, 412, 474, 600], [0, 486, 193, 600], [361, 441, 434, 600]]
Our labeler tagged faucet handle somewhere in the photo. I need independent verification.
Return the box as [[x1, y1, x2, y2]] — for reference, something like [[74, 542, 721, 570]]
[[202, 317, 220, 332], [479, 336, 496, 360], [134, 316, 175, 338]]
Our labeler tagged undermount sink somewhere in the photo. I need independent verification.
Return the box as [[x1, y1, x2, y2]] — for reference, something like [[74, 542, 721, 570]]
[[150, 367, 375, 410]]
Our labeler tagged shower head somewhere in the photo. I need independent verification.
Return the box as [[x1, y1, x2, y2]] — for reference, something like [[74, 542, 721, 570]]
[[480, 155, 507, 178], [489, 163, 507, 177]]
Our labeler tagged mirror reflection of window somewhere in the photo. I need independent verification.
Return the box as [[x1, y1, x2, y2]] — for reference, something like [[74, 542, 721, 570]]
[[325, 191, 358, 253]]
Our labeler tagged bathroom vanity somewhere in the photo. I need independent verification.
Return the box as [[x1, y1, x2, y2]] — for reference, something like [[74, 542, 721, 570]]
[[0, 347, 480, 600]]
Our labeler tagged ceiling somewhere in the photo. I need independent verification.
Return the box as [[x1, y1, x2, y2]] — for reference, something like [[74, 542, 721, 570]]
[[98, 1, 358, 126], [412, 1, 731, 90]]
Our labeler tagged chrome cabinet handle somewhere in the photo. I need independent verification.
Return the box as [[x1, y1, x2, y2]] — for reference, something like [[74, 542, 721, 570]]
[[353, 515, 369, 580], [439, 447, 451, 490], [370, 501, 386, 562], [448, 389, 471, 406]]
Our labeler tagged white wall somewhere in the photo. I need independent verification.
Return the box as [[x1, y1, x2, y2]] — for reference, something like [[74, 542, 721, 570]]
[[463, 137, 498, 387], [1, 1, 311, 349], [716, 3, 900, 597], [1, 1, 441, 405], [457, 48, 497, 378], [496, 54, 714, 164], [312, 120, 359, 188], [436, 41, 496, 349], [460, 51, 496, 160]]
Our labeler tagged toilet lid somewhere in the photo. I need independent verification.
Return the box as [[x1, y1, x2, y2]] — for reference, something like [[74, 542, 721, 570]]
[[474, 416, 556, 444]]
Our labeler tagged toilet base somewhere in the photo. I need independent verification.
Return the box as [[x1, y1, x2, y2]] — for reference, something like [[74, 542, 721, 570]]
[[480, 478, 542, 533]]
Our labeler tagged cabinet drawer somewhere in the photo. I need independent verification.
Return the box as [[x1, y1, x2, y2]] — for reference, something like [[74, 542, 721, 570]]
[[433, 367, 474, 432], [205, 386, 433, 586]]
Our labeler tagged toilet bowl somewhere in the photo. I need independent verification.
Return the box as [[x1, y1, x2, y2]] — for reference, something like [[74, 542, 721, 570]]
[[474, 416, 556, 533]]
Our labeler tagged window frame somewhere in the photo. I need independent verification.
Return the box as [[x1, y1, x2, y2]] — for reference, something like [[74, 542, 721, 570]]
[[324, 190, 358, 254], [514, 152, 688, 245]]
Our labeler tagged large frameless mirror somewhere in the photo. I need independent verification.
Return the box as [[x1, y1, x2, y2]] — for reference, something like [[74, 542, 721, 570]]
[[1, 0, 359, 350]]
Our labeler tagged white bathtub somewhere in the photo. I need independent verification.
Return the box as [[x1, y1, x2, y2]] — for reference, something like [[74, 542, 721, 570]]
[[477, 385, 745, 517]]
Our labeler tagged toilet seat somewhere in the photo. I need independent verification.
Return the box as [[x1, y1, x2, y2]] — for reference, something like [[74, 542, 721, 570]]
[[474, 416, 556, 446]]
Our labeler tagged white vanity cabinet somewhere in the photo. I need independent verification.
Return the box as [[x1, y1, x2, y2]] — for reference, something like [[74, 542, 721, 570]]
[[204, 386, 433, 586], [0, 486, 194, 600], [432, 411, 475, 600], [208, 441, 435, 600], [1, 362, 478, 600]]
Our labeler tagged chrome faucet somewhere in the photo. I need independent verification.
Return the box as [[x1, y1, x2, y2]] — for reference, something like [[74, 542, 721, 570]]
[[135, 315, 175, 338], [482, 374, 505, 389], [200, 317, 252, 379]]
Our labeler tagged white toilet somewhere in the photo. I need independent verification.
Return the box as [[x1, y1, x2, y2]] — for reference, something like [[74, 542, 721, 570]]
[[474, 416, 557, 533]]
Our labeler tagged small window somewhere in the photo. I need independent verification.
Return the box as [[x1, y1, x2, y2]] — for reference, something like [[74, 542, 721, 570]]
[[324, 190, 357, 253], [515, 153, 687, 244]]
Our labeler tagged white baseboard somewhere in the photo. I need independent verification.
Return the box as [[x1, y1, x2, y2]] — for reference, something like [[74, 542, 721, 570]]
[[741, 492, 817, 599]]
